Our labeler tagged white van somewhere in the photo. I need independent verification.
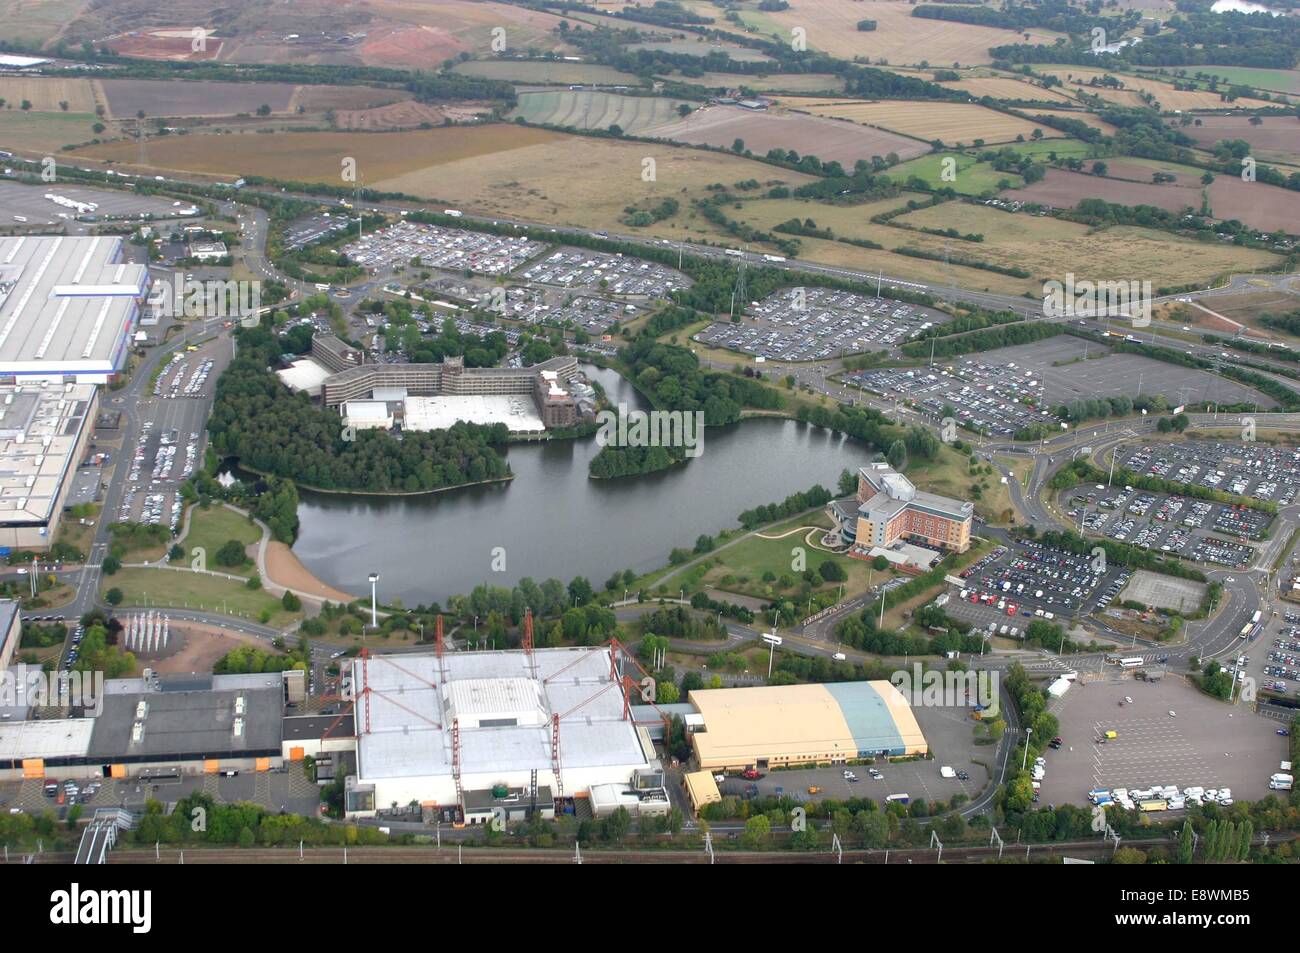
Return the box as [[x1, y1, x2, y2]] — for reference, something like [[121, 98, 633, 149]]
[[832, 652, 846, 661], [940, 766, 956, 778]]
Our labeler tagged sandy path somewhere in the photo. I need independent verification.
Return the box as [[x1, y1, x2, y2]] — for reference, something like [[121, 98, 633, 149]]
[[265, 541, 358, 603]]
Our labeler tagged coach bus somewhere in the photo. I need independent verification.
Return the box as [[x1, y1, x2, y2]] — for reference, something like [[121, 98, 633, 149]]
[[1119, 657, 1144, 669]]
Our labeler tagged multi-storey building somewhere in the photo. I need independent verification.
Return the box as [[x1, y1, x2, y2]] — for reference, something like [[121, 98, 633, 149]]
[[836, 462, 973, 555]]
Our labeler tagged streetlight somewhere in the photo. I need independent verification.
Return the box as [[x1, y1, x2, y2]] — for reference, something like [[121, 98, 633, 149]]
[[1021, 728, 1033, 772], [368, 573, 379, 629]]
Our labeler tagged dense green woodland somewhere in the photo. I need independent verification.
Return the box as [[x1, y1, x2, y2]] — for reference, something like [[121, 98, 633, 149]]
[[208, 326, 511, 493]]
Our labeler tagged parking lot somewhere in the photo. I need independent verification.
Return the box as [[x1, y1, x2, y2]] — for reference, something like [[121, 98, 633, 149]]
[[714, 695, 990, 807], [345, 220, 546, 277], [695, 287, 950, 362], [951, 539, 1121, 622], [118, 337, 228, 530], [973, 337, 1271, 409], [515, 247, 686, 297], [0, 179, 199, 226], [845, 359, 1055, 438], [1064, 483, 1268, 568], [282, 211, 352, 251], [1039, 674, 1284, 807], [1117, 439, 1300, 506]]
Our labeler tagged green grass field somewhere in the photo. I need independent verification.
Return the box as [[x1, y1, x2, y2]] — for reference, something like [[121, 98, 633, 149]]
[[184, 505, 262, 577], [1186, 66, 1300, 96], [105, 567, 300, 625], [889, 152, 1025, 196], [998, 138, 1095, 160], [0, 111, 99, 153], [509, 90, 689, 133]]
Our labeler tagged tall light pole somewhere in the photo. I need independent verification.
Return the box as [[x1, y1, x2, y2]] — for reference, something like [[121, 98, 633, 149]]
[[368, 573, 379, 629], [1021, 728, 1033, 772]]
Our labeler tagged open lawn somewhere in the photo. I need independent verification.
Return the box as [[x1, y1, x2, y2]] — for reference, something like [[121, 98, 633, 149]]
[[106, 567, 301, 625], [786, 99, 1063, 146], [184, 505, 262, 578], [908, 444, 1016, 526], [889, 152, 1024, 195], [1189, 66, 1300, 97], [0, 110, 102, 153], [742, 0, 1063, 67], [453, 60, 642, 86], [511, 90, 689, 133]]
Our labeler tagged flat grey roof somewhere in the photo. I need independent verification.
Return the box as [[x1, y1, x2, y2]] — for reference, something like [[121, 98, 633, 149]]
[[87, 686, 282, 759], [0, 236, 146, 372], [283, 713, 356, 741]]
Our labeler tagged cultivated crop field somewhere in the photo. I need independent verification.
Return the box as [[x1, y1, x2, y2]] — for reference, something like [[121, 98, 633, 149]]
[[98, 79, 298, 118], [332, 101, 487, 130], [376, 132, 818, 235], [1034, 67, 1274, 111], [644, 104, 928, 164], [511, 91, 689, 133], [1174, 114, 1300, 166], [73, 124, 567, 182], [892, 202, 1280, 287], [1192, 66, 1300, 97], [786, 99, 1061, 146], [626, 39, 773, 63], [669, 71, 847, 94], [452, 60, 642, 86], [938, 76, 1074, 103], [0, 0, 88, 46], [738, 0, 1062, 67], [0, 76, 97, 113]]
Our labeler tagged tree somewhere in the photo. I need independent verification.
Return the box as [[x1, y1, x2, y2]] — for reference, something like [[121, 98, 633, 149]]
[[742, 814, 771, 848], [837, 467, 857, 496], [101, 554, 121, 575], [886, 440, 907, 471], [256, 103, 272, 116], [818, 560, 847, 583], [1091, 160, 1108, 176], [215, 539, 247, 567], [567, 576, 593, 606], [105, 587, 123, 606], [872, 555, 889, 571], [1178, 822, 1194, 864], [281, 591, 302, 612], [731, 138, 745, 153]]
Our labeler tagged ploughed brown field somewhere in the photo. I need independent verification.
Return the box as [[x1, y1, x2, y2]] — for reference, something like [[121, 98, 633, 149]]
[[1173, 114, 1300, 164], [98, 79, 298, 118]]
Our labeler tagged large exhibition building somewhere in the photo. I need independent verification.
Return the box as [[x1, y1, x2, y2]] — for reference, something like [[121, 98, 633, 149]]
[[0, 236, 148, 384]]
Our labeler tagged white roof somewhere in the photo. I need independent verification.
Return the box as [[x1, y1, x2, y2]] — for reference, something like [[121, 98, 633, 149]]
[[356, 648, 649, 781], [0, 717, 94, 760]]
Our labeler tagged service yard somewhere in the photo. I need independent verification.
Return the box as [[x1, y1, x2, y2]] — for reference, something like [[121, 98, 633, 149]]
[[1039, 674, 1282, 807]]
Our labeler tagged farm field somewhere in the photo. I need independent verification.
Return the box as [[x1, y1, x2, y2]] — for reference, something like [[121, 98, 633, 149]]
[[0, 111, 100, 153], [644, 104, 929, 164], [510, 91, 689, 133], [290, 86, 413, 112], [73, 124, 567, 182], [1001, 166, 1200, 214], [0, 0, 89, 46], [376, 132, 818, 236], [892, 202, 1279, 287], [730, 196, 1038, 295], [626, 39, 773, 63], [785, 99, 1063, 145], [332, 101, 488, 130], [98, 79, 298, 119], [1190, 66, 1300, 97], [736, 0, 1063, 66], [452, 60, 642, 86], [669, 71, 847, 94], [1024, 109, 1118, 136], [1033, 67, 1274, 111], [937, 76, 1074, 103], [998, 138, 1096, 160], [1173, 114, 1300, 166], [355, 0, 579, 65], [0, 76, 97, 113], [1002, 165, 1300, 234], [888, 152, 1025, 195]]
